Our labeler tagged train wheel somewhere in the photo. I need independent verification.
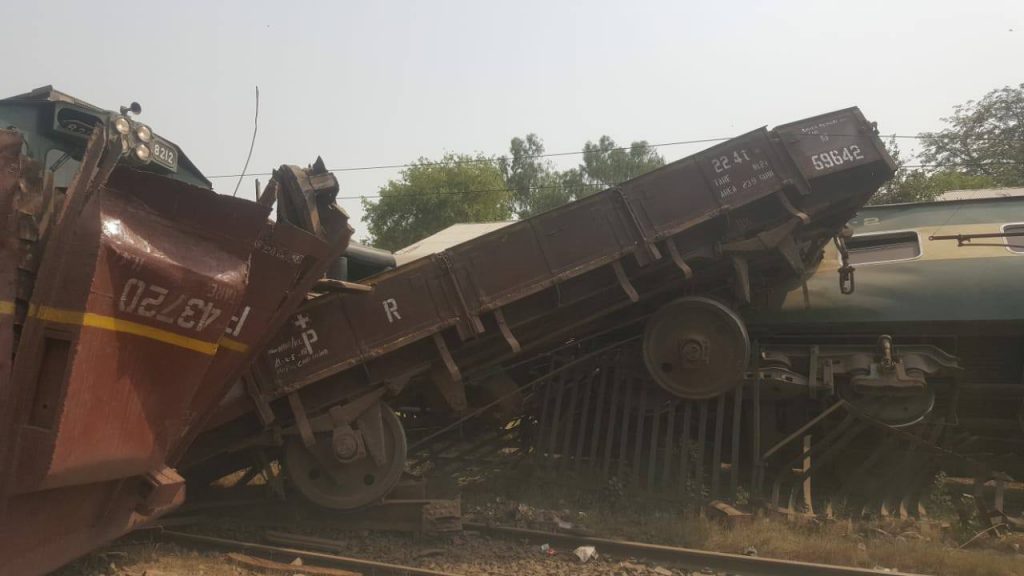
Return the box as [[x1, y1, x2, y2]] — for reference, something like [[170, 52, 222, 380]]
[[283, 403, 407, 510], [642, 297, 749, 399]]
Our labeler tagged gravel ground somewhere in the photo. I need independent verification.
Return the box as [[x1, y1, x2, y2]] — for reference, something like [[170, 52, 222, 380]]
[[58, 469, 1024, 576], [61, 530, 704, 576]]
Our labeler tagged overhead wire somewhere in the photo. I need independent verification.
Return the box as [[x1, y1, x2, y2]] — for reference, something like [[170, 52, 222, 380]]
[[329, 160, 1024, 201], [204, 132, 1024, 181]]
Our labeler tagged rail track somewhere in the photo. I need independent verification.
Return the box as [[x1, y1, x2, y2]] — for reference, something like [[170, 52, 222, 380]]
[[159, 523, 928, 576]]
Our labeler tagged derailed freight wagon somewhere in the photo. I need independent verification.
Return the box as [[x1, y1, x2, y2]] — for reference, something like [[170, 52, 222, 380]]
[[184, 107, 897, 511], [0, 87, 353, 575]]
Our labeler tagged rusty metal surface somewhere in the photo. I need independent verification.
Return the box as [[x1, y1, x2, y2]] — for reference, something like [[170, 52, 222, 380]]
[[8, 167, 266, 494], [0, 109, 349, 573], [178, 108, 894, 520], [233, 108, 890, 413], [0, 130, 21, 462], [172, 160, 351, 457]]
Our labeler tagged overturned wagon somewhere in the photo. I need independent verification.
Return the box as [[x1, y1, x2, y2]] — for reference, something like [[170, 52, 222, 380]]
[[0, 87, 352, 575], [186, 108, 896, 510]]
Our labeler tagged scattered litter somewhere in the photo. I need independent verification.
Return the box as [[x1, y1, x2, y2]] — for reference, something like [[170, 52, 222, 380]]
[[652, 566, 673, 575], [743, 545, 758, 556], [539, 543, 556, 556], [290, 557, 304, 566], [573, 545, 597, 563], [556, 518, 574, 530]]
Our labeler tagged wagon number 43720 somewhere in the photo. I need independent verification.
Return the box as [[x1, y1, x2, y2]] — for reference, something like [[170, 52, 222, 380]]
[[118, 278, 222, 332]]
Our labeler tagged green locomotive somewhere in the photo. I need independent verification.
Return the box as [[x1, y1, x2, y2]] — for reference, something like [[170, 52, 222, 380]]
[[746, 193, 1024, 475]]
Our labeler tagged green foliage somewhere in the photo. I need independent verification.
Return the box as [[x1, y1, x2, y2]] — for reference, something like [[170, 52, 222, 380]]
[[872, 137, 996, 205], [580, 136, 665, 189], [920, 83, 1024, 187], [499, 134, 664, 217], [364, 133, 664, 248], [498, 134, 583, 218], [361, 153, 511, 251], [869, 81, 1024, 206]]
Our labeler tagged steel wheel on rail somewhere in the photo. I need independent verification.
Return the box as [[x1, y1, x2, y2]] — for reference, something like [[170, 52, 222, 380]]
[[642, 297, 750, 399], [283, 403, 407, 510]]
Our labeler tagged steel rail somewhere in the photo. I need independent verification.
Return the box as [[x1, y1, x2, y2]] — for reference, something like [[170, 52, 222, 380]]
[[161, 530, 465, 576], [462, 522, 928, 576]]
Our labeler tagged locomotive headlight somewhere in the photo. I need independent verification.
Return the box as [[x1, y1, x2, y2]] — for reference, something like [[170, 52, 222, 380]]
[[113, 116, 131, 135], [134, 143, 152, 162], [134, 124, 152, 143]]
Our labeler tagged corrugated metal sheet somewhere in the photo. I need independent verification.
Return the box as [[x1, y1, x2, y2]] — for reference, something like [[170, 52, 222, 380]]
[[394, 222, 515, 266], [937, 187, 1024, 201]]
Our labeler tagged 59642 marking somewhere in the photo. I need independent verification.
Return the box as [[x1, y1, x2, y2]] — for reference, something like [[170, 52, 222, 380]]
[[811, 145, 864, 171]]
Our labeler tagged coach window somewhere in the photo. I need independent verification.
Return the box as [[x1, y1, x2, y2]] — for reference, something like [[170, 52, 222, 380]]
[[846, 231, 921, 265], [1004, 224, 1024, 254]]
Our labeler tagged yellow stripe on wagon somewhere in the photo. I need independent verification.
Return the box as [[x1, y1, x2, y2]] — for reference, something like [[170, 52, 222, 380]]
[[219, 337, 250, 353], [31, 305, 220, 356], [0, 300, 13, 315]]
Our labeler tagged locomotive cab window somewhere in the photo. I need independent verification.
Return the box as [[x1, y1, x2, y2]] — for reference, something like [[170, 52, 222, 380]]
[[1004, 224, 1024, 254], [846, 231, 921, 265]]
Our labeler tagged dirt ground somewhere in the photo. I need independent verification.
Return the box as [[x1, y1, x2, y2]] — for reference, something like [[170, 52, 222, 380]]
[[59, 467, 1024, 576]]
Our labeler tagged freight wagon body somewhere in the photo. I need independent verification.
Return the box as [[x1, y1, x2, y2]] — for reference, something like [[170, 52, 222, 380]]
[[185, 107, 897, 511]]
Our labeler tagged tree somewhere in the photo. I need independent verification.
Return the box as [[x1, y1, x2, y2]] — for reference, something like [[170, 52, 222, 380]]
[[579, 136, 665, 190], [498, 134, 665, 217], [498, 134, 574, 218], [361, 154, 511, 251], [870, 137, 995, 205], [870, 84, 1024, 206], [919, 83, 1024, 186]]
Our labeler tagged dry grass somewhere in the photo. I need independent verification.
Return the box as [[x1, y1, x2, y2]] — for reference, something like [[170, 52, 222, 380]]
[[460, 466, 1024, 576], [59, 463, 1024, 576], [53, 541, 253, 576]]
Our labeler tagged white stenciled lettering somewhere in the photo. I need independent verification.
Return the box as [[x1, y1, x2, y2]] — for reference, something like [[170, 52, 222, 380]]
[[117, 277, 224, 333], [225, 306, 251, 337], [711, 149, 752, 174], [119, 278, 146, 313], [810, 145, 865, 171], [177, 298, 203, 329], [300, 328, 318, 356], [383, 298, 401, 323], [156, 294, 186, 323], [136, 285, 168, 318]]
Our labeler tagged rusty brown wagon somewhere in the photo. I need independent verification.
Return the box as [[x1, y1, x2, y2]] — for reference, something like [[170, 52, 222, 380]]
[[183, 107, 896, 513], [0, 87, 352, 575]]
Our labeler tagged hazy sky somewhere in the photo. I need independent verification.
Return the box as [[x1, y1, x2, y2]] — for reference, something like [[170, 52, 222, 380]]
[[6, 0, 1022, 234]]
